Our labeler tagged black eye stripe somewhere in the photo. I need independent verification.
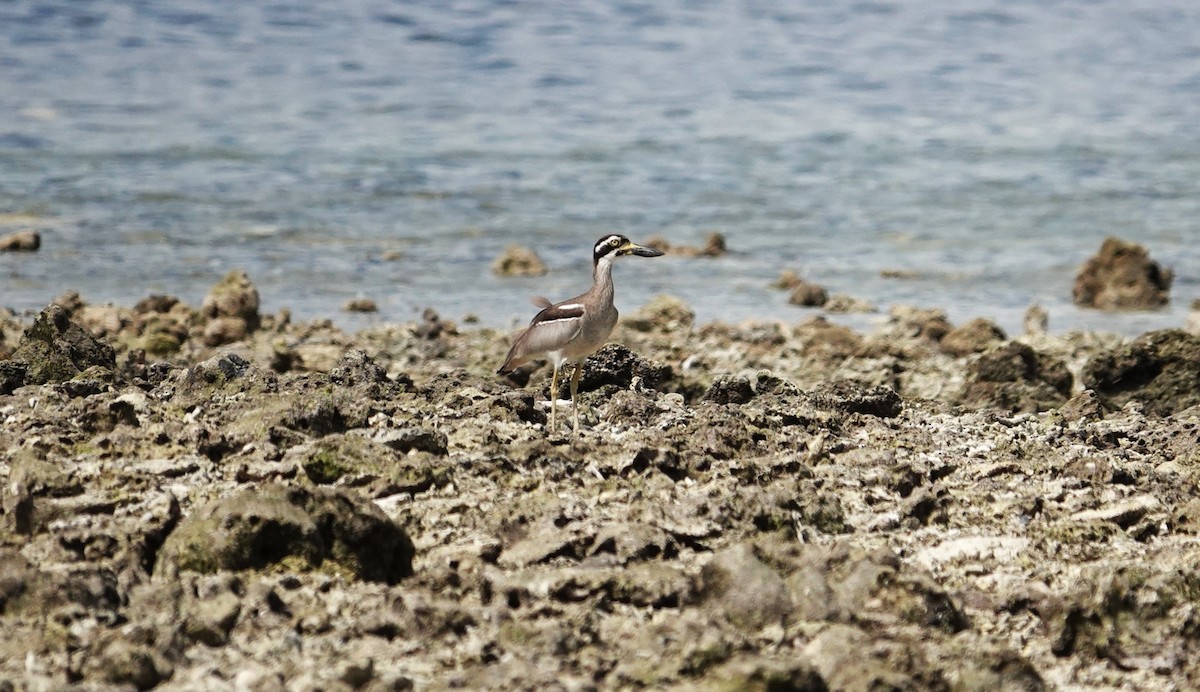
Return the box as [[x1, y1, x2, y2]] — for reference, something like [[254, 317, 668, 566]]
[[593, 234, 626, 258]]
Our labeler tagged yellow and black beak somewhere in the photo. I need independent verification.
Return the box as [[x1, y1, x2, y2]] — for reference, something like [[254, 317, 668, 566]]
[[619, 240, 665, 258]]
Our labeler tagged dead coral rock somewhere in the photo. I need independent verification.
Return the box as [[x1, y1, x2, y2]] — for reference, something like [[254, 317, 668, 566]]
[[80, 630, 175, 690], [181, 580, 243, 646], [941, 318, 1007, 357], [126, 294, 192, 355], [76, 304, 131, 342], [709, 657, 828, 692], [786, 278, 829, 308], [134, 316, 189, 356], [807, 381, 903, 418], [645, 232, 727, 258], [1187, 299, 1200, 336], [780, 544, 977, 686], [823, 294, 875, 313], [6, 303, 116, 391], [489, 389, 546, 425], [156, 484, 414, 584], [3, 447, 87, 535], [1073, 236, 1172, 310], [790, 284, 829, 308], [703, 373, 756, 405], [202, 269, 261, 324], [492, 245, 547, 277], [1068, 495, 1160, 527], [0, 547, 37, 611], [699, 232, 728, 257], [0, 361, 26, 396], [330, 349, 413, 397], [771, 269, 804, 290], [1046, 563, 1192, 669], [0, 548, 126, 630], [342, 297, 378, 313], [697, 543, 793, 631], [623, 294, 695, 333], [942, 642, 1047, 692], [1024, 304, 1049, 336], [783, 542, 968, 632], [370, 427, 449, 456], [201, 316, 248, 347], [177, 352, 255, 395], [1057, 389, 1104, 423], [50, 289, 85, 315], [416, 306, 456, 340], [290, 433, 446, 489], [598, 388, 662, 427], [133, 294, 180, 314], [588, 521, 677, 564], [200, 270, 261, 345], [959, 342, 1072, 413], [666, 404, 765, 460], [886, 305, 953, 342], [794, 316, 864, 360], [1081, 329, 1200, 416], [577, 343, 672, 394], [804, 625, 946, 691], [0, 229, 40, 252]]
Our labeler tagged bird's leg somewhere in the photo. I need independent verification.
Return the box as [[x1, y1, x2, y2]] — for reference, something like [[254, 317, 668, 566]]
[[570, 361, 582, 433], [548, 362, 560, 431]]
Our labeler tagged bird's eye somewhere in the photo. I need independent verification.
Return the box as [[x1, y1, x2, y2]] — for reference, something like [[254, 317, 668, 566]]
[[610, 238, 621, 247]]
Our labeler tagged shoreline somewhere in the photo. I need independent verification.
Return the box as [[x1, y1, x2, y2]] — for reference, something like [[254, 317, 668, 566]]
[[2, 281, 1200, 689]]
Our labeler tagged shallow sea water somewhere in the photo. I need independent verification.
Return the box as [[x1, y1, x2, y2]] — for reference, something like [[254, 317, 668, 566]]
[[2, 0, 1199, 336]]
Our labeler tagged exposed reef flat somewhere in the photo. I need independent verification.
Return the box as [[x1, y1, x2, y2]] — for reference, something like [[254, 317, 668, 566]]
[[2, 283, 1200, 690]]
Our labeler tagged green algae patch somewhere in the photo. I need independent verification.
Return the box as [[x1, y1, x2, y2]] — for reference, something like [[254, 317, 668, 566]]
[[135, 330, 184, 357], [291, 433, 450, 493], [297, 435, 389, 484], [159, 489, 320, 574], [156, 484, 413, 584], [304, 446, 350, 484], [8, 304, 115, 388]]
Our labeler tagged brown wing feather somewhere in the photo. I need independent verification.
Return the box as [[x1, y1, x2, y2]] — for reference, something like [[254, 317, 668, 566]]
[[533, 303, 585, 323]]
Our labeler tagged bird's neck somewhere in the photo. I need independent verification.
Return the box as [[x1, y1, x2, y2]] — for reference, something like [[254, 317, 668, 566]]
[[592, 257, 615, 301]]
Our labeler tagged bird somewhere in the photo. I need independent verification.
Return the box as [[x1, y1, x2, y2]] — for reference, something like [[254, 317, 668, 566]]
[[498, 234, 664, 432]]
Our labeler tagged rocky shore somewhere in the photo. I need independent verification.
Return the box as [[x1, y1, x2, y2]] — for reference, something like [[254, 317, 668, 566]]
[[2, 275, 1200, 691]]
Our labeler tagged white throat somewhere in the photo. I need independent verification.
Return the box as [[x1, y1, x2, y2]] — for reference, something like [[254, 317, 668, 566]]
[[593, 253, 616, 284]]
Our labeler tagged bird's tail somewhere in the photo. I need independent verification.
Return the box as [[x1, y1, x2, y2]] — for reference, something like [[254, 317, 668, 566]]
[[497, 329, 530, 377], [497, 352, 527, 376]]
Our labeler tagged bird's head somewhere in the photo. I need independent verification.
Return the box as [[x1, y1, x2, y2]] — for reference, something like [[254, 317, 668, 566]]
[[593, 234, 665, 265]]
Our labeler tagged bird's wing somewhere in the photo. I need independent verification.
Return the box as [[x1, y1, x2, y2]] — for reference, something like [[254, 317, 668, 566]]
[[498, 299, 587, 374], [516, 302, 586, 356], [530, 295, 553, 309]]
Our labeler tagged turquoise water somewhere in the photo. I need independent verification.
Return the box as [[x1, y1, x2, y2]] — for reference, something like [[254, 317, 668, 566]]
[[2, 1, 1199, 335]]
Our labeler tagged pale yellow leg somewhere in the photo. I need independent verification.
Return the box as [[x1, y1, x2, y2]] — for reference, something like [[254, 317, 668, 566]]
[[548, 362, 560, 431], [570, 362, 582, 433]]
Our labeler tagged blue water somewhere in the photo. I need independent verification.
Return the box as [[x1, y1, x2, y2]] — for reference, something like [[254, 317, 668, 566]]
[[3, 0, 1200, 336]]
